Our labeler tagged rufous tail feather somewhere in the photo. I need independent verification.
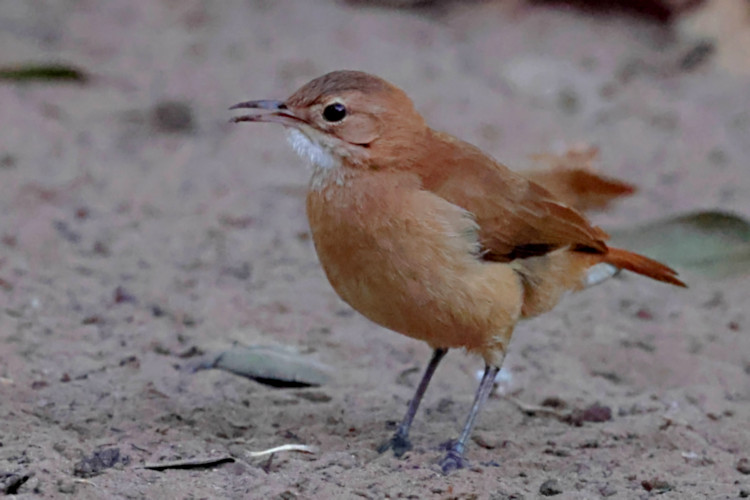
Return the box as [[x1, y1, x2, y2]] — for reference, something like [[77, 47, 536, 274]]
[[523, 168, 636, 212], [604, 247, 686, 287]]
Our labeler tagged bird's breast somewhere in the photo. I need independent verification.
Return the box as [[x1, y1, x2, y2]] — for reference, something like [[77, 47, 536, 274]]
[[305, 169, 523, 351]]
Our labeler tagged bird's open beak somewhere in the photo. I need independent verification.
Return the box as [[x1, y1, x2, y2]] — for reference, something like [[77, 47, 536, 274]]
[[229, 100, 303, 126]]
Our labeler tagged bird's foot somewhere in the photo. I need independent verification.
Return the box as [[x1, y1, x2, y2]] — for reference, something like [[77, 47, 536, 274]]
[[439, 449, 468, 475], [377, 433, 412, 457]]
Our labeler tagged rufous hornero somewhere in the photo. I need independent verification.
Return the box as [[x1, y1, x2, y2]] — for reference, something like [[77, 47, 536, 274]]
[[230, 70, 685, 474]]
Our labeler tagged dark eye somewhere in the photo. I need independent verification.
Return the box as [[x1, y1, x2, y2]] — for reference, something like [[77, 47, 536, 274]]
[[323, 102, 347, 122]]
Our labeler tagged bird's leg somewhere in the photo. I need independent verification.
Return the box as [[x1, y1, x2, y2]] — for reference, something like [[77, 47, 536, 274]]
[[439, 363, 500, 474], [378, 348, 448, 457]]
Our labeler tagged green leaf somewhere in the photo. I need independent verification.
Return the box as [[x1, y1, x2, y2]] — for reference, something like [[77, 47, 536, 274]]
[[0, 64, 88, 83], [192, 344, 331, 388], [608, 211, 750, 280]]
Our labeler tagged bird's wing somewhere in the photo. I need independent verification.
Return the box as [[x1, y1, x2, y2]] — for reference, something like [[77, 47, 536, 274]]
[[417, 132, 609, 262]]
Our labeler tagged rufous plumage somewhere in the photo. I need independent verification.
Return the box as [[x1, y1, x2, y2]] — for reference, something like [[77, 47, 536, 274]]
[[230, 70, 685, 473]]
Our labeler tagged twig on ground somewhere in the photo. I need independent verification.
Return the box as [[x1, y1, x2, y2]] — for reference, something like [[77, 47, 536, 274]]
[[246, 444, 317, 458], [140, 456, 235, 471]]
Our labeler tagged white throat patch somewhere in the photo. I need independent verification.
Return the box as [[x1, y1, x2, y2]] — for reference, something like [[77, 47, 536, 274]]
[[286, 129, 339, 171], [285, 128, 344, 191]]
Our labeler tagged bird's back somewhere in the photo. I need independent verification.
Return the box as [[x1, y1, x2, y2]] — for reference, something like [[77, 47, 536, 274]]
[[410, 129, 684, 315]]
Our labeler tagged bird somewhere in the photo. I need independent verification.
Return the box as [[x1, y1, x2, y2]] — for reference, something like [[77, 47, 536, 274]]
[[230, 70, 685, 474]]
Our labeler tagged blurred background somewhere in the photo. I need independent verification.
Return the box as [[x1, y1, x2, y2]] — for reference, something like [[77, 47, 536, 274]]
[[1, 1, 749, 498]]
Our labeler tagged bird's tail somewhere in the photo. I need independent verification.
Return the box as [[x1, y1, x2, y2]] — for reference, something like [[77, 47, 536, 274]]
[[523, 144, 636, 212], [604, 247, 686, 287]]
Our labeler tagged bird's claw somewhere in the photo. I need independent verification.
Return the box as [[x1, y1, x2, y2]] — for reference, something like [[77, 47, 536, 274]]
[[377, 433, 412, 457], [439, 450, 467, 475]]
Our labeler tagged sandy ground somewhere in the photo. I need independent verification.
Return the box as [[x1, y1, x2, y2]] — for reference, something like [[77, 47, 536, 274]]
[[1, 0, 750, 498]]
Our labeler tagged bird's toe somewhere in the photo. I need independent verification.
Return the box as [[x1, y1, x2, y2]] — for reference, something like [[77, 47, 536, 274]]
[[439, 450, 467, 475], [377, 433, 412, 457]]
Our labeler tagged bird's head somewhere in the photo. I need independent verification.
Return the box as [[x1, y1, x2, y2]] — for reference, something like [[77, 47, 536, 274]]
[[230, 70, 427, 170]]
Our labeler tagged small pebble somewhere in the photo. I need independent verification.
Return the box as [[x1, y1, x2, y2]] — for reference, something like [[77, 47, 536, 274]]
[[151, 101, 195, 134], [641, 478, 672, 493], [74, 447, 129, 478], [539, 479, 562, 496], [598, 483, 617, 497], [0, 153, 16, 169], [472, 431, 501, 450], [581, 403, 612, 423], [114, 286, 136, 304], [57, 479, 76, 495]]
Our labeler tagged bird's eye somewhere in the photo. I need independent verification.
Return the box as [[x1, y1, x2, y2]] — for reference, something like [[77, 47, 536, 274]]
[[322, 103, 347, 122]]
